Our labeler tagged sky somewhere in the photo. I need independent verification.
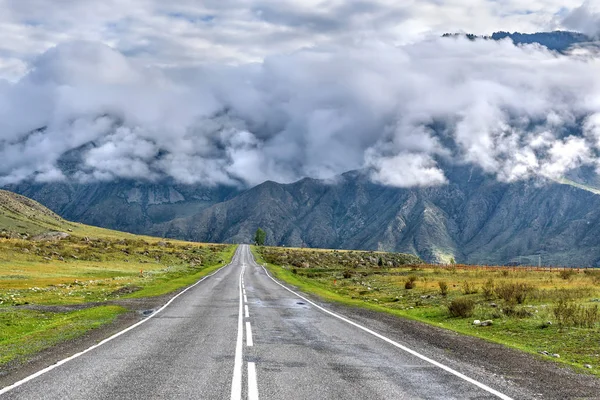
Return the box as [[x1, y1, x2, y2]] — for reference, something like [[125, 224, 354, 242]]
[[2, 0, 600, 188]]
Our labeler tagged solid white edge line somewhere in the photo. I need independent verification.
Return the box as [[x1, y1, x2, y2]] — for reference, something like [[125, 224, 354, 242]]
[[0, 248, 242, 396], [246, 321, 253, 347], [231, 264, 245, 400], [248, 362, 259, 400], [253, 257, 513, 400], [245, 305, 250, 318]]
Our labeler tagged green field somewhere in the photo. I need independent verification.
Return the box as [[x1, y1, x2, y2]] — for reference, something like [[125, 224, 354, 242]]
[[253, 246, 600, 376]]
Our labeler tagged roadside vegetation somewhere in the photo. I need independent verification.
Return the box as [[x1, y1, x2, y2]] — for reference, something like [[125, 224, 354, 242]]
[[0, 234, 235, 369], [0, 189, 236, 370], [253, 246, 600, 376]]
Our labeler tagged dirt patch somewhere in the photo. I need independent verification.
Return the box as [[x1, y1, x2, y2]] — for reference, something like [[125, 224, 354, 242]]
[[110, 285, 142, 296]]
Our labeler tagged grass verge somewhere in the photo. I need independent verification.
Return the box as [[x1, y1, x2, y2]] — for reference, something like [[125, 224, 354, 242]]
[[0, 306, 126, 367]]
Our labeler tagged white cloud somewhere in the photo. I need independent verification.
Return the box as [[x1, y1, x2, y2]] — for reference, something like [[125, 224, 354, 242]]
[[2, 3, 600, 188], [0, 0, 587, 82]]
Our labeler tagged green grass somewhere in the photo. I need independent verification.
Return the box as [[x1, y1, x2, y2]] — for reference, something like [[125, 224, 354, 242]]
[[253, 245, 600, 376], [0, 306, 126, 366]]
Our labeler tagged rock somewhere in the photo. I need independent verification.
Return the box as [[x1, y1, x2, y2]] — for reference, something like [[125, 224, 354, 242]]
[[552, 354, 560, 358], [473, 320, 482, 326], [489, 303, 498, 308], [584, 364, 593, 369], [546, 321, 552, 325], [31, 231, 70, 241], [157, 241, 167, 247], [540, 351, 549, 356], [481, 320, 494, 326]]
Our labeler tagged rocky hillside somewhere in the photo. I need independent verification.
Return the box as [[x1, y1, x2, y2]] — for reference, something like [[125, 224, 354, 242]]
[[153, 166, 600, 267]]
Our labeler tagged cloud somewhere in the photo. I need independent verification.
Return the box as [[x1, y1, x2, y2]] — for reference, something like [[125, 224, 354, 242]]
[[3, 36, 600, 188], [563, 2, 600, 38], [0, 0, 582, 82]]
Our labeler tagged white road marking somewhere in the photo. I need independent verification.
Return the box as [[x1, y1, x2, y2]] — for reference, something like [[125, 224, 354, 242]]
[[248, 362, 259, 400], [246, 321, 253, 347], [230, 264, 246, 400], [253, 253, 514, 400], [0, 253, 240, 396], [245, 305, 250, 318], [243, 294, 248, 303], [243, 289, 246, 295]]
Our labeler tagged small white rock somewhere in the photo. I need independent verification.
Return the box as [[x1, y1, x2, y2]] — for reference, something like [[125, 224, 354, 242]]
[[584, 364, 593, 369], [473, 320, 482, 326], [552, 354, 560, 358]]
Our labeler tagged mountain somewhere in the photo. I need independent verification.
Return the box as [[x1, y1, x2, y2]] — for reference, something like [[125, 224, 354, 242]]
[[443, 30, 593, 52], [6, 165, 600, 266], [149, 167, 600, 267], [5, 180, 240, 235]]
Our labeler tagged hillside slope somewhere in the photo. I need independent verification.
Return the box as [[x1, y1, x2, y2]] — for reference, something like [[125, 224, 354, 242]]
[[0, 190, 76, 236]]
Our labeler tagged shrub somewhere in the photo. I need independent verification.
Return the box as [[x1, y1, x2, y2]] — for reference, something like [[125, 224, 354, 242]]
[[438, 281, 449, 296], [461, 281, 478, 295], [482, 278, 495, 300], [342, 270, 352, 279], [495, 282, 533, 304], [448, 297, 475, 318], [559, 269, 576, 280], [553, 300, 600, 328], [405, 275, 418, 289]]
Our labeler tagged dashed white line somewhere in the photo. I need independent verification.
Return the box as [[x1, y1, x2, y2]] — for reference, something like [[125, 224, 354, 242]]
[[246, 321, 253, 347], [230, 264, 246, 400], [243, 294, 248, 303], [243, 288, 246, 295], [254, 254, 514, 400], [248, 362, 259, 400], [245, 305, 250, 318]]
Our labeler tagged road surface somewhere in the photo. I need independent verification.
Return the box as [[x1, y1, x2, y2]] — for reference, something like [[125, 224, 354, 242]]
[[1, 245, 523, 399]]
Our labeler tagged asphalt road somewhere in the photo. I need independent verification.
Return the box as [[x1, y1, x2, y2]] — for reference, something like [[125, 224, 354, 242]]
[[1, 245, 523, 399]]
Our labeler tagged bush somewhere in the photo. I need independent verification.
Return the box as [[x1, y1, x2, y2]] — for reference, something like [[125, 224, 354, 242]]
[[495, 282, 533, 304], [405, 275, 418, 289], [448, 297, 475, 318], [559, 269, 576, 280], [438, 281, 448, 296], [482, 278, 495, 300], [342, 270, 352, 279], [461, 281, 478, 295], [553, 300, 600, 328]]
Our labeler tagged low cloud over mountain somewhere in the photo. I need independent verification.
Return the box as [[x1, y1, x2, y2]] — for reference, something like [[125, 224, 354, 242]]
[[3, 35, 600, 188]]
